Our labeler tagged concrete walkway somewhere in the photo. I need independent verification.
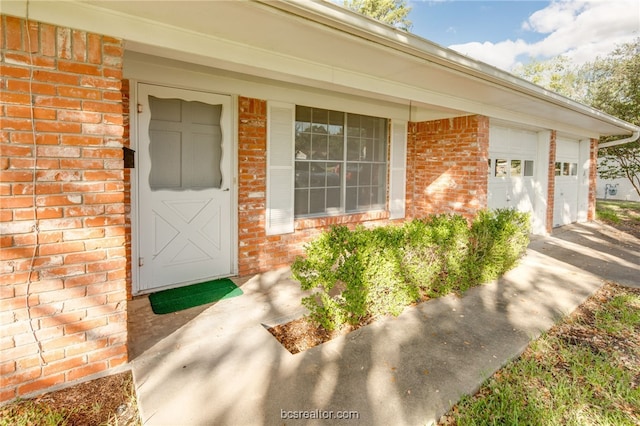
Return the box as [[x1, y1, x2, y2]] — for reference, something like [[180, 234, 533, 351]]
[[129, 222, 639, 425]]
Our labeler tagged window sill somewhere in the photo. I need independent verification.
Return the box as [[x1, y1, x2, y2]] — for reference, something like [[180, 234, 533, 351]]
[[294, 210, 390, 231]]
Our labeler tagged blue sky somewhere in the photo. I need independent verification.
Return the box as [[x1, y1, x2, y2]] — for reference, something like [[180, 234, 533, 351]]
[[401, 0, 640, 71], [412, 1, 547, 47]]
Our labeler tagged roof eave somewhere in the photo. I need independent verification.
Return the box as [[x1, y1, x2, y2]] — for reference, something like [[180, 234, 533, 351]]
[[264, 0, 639, 136]]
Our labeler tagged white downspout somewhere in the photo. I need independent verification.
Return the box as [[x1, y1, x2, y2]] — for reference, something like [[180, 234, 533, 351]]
[[598, 130, 640, 149]]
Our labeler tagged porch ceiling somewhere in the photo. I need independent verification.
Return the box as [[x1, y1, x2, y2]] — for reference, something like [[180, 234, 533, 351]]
[[4, 0, 638, 138]]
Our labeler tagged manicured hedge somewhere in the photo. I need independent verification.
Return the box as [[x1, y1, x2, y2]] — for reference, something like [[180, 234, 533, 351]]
[[291, 209, 531, 331]]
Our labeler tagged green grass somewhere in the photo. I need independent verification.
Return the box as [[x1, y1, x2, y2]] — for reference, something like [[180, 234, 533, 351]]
[[596, 200, 640, 224], [447, 284, 640, 426], [0, 399, 77, 426]]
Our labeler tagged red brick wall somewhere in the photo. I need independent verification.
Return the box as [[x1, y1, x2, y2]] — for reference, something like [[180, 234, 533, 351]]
[[0, 16, 127, 402], [546, 131, 557, 232], [237, 97, 400, 275], [587, 138, 597, 221], [236, 101, 490, 275], [406, 115, 489, 220]]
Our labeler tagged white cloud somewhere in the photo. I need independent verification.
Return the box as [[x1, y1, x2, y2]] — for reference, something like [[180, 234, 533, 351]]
[[450, 0, 639, 71]]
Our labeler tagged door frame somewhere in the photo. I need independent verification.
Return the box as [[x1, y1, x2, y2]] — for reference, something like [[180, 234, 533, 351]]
[[130, 81, 238, 295]]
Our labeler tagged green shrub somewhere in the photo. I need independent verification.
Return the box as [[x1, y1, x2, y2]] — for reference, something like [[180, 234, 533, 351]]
[[401, 214, 470, 296], [291, 209, 531, 331], [466, 209, 531, 287], [292, 225, 416, 331]]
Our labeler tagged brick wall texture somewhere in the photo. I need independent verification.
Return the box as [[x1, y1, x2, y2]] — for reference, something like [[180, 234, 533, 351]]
[[0, 16, 128, 402], [407, 115, 489, 220]]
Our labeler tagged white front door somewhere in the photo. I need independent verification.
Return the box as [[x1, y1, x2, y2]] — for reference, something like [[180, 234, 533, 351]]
[[137, 84, 233, 293]]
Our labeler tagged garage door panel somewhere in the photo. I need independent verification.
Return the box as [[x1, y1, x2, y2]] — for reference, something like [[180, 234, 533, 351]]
[[553, 138, 581, 227], [488, 126, 538, 216]]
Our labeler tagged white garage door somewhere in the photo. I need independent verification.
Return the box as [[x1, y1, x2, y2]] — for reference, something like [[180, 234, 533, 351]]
[[553, 138, 580, 227], [488, 126, 538, 214]]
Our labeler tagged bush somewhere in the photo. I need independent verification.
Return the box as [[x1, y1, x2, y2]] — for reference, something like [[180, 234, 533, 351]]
[[466, 209, 531, 287], [291, 209, 530, 331]]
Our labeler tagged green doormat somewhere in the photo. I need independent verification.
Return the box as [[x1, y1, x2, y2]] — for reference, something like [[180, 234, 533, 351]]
[[149, 278, 243, 314]]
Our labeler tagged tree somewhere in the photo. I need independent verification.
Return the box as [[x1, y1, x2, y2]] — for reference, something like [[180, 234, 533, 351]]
[[512, 56, 585, 101], [514, 38, 640, 198], [588, 39, 640, 199], [343, 0, 412, 31]]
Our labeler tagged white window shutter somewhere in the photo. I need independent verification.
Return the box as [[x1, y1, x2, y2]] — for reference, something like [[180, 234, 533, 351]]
[[266, 102, 295, 235], [389, 121, 407, 219]]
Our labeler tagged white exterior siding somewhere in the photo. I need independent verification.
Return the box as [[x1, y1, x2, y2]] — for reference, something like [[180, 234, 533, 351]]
[[488, 124, 546, 233]]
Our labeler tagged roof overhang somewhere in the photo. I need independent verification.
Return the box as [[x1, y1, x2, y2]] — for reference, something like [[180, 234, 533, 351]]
[[3, 0, 638, 139]]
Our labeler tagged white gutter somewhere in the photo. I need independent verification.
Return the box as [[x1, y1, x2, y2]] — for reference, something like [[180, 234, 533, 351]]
[[598, 131, 640, 149], [266, 0, 638, 137]]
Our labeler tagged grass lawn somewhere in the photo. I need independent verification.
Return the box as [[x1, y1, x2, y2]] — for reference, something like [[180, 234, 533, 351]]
[[596, 199, 640, 224], [439, 282, 640, 425], [440, 200, 640, 425]]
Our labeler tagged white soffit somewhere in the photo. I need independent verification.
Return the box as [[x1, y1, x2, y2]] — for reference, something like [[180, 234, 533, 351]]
[[3, 0, 638, 138]]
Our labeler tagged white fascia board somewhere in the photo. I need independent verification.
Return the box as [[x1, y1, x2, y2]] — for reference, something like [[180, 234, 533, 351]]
[[1, 0, 624, 139], [268, 1, 638, 136]]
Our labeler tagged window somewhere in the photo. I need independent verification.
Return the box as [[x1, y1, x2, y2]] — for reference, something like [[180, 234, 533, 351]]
[[524, 160, 534, 177], [148, 96, 223, 191], [294, 106, 387, 217], [495, 159, 508, 177], [510, 159, 522, 176], [555, 162, 562, 176], [569, 162, 578, 176]]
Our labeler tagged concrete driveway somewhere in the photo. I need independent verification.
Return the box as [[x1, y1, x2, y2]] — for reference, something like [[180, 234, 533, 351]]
[[128, 222, 639, 425]]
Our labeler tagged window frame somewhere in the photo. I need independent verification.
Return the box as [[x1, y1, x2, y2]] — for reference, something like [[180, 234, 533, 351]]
[[293, 105, 389, 218]]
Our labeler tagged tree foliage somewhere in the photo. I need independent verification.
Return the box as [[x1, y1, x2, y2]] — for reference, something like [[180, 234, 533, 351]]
[[512, 56, 585, 101], [343, 0, 412, 31], [514, 38, 640, 198]]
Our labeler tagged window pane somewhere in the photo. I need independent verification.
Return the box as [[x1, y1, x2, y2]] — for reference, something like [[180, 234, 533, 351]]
[[326, 188, 341, 209], [358, 187, 371, 209], [510, 159, 522, 176], [570, 163, 578, 176], [328, 136, 344, 160], [495, 159, 508, 177], [309, 162, 326, 187], [148, 96, 222, 191], [326, 162, 341, 187], [374, 136, 387, 162], [488, 158, 492, 176], [312, 108, 328, 133], [524, 160, 534, 177], [562, 162, 570, 176], [359, 163, 372, 185], [309, 188, 325, 214], [295, 188, 309, 216], [555, 162, 562, 176], [346, 187, 357, 211], [328, 110, 344, 135], [347, 114, 361, 137], [347, 137, 360, 161], [311, 134, 328, 160], [296, 106, 312, 127], [295, 162, 310, 188]]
